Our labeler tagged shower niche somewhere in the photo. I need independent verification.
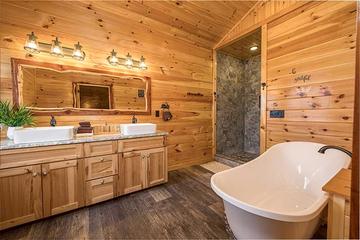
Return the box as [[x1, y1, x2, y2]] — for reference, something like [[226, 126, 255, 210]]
[[215, 28, 261, 165]]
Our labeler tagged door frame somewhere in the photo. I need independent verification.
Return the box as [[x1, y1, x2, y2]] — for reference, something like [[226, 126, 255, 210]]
[[212, 26, 267, 157], [350, 2, 359, 238]]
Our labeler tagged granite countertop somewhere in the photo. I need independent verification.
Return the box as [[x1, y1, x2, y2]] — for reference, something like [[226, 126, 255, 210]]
[[0, 131, 168, 151]]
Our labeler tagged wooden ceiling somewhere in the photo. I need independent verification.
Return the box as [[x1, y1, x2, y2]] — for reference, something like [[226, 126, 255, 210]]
[[81, 1, 257, 48], [219, 28, 261, 59], [0, 1, 256, 49]]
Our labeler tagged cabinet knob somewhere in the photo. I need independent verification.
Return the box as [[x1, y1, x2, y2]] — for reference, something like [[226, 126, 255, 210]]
[[33, 172, 38, 177], [25, 168, 32, 173], [101, 180, 105, 184], [100, 157, 104, 162], [42, 171, 48, 176]]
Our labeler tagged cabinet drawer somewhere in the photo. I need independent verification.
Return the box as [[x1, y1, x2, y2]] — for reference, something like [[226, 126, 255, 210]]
[[85, 176, 116, 206], [118, 137, 164, 152], [85, 154, 118, 180], [84, 141, 117, 157], [0, 144, 83, 169]]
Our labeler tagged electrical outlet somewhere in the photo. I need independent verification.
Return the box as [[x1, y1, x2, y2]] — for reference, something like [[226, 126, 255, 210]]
[[270, 110, 285, 118], [155, 110, 160, 117]]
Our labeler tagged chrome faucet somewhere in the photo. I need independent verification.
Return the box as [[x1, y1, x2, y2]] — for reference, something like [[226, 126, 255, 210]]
[[131, 114, 138, 124], [318, 145, 352, 157]]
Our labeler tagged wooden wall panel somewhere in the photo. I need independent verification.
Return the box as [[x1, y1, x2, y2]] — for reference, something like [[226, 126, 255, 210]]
[[0, 1, 221, 170], [266, 1, 357, 151]]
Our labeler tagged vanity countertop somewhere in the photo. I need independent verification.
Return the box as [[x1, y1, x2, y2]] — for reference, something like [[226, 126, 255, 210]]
[[0, 131, 168, 151]]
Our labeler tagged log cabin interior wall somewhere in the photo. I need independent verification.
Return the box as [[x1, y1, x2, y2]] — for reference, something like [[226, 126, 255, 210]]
[[265, 1, 356, 150], [0, 1, 256, 170], [216, 1, 357, 152]]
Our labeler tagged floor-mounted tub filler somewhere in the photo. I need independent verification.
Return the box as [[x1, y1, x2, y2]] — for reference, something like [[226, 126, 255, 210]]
[[211, 142, 351, 239]]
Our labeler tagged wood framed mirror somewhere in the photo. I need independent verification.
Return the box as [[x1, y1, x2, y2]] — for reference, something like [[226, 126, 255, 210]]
[[11, 58, 151, 115]]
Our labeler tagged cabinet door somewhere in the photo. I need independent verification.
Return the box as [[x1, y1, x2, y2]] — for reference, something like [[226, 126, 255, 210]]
[[145, 147, 168, 187], [0, 165, 42, 230], [42, 160, 84, 217], [118, 151, 145, 195]]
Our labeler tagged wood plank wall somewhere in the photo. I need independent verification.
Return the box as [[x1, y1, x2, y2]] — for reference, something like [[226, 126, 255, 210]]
[[0, 1, 214, 170], [266, 1, 357, 151]]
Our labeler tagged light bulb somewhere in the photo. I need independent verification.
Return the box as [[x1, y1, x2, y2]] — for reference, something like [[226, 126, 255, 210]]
[[250, 46, 258, 51], [125, 53, 133, 69], [50, 37, 64, 57], [139, 56, 147, 70], [72, 42, 85, 61], [107, 49, 119, 65], [24, 32, 39, 53]]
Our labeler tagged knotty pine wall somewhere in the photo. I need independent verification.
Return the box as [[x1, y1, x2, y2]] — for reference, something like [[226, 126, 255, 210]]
[[265, 1, 357, 151], [0, 1, 213, 170]]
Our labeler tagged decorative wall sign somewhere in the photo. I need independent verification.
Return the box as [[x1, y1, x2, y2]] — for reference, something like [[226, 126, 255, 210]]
[[294, 74, 311, 83], [187, 92, 204, 97]]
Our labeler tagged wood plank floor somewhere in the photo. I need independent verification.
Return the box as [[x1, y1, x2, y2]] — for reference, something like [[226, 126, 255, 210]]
[[0, 166, 232, 239]]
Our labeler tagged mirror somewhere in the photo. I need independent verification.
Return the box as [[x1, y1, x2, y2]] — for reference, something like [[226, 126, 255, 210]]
[[11, 58, 151, 115]]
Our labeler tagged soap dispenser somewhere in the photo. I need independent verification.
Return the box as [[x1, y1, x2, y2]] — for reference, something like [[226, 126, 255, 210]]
[[50, 115, 57, 127]]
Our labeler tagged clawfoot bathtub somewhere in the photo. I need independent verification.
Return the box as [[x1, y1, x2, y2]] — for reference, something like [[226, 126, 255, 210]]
[[211, 142, 351, 239]]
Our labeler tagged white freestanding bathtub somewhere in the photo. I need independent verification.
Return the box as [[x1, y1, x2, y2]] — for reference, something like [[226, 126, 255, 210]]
[[211, 142, 351, 239]]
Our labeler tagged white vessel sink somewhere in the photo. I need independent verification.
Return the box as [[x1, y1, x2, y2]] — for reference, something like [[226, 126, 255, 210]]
[[13, 126, 74, 144], [120, 123, 156, 136]]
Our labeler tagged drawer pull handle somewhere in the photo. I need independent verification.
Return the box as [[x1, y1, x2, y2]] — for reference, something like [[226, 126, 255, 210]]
[[101, 180, 105, 184], [25, 168, 32, 173], [100, 157, 105, 162]]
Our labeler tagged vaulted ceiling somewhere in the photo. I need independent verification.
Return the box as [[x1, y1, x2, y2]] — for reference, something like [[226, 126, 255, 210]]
[[105, 1, 257, 47], [1, 1, 256, 49]]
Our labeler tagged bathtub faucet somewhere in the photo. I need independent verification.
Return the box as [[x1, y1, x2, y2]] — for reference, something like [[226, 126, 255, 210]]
[[318, 145, 352, 158]]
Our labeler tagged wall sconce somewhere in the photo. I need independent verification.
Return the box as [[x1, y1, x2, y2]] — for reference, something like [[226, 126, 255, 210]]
[[24, 32, 85, 61], [106, 49, 147, 70]]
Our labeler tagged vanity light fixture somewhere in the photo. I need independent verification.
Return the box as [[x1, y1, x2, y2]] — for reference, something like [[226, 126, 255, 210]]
[[24, 32, 40, 53], [23, 32, 86, 61], [250, 46, 258, 51], [125, 53, 133, 69], [72, 42, 85, 61], [107, 49, 119, 66], [106, 50, 147, 70], [139, 56, 147, 70], [50, 37, 64, 57]]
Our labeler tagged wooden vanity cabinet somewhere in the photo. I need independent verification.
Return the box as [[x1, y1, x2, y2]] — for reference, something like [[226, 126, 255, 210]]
[[146, 147, 167, 187], [118, 137, 167, 195], [0, 165, 43, 230], [0, 159, 85, 228], [42, 159, 85, 217], [83, 141, 118, 206], [118, 151, 146, 195], [0, 135, 167, 230]]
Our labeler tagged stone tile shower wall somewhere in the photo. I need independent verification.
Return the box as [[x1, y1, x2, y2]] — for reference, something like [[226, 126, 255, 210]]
[[216, 52, 245, 155], [216, 52, 261, 156], [243, 55, 261, 154]]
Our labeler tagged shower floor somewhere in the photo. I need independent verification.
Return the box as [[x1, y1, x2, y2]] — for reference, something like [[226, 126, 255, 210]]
[[215, 151, 258, 167]]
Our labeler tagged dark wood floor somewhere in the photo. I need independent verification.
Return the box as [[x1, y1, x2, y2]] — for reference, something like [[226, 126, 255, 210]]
[[0, 166, 232, 239]]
